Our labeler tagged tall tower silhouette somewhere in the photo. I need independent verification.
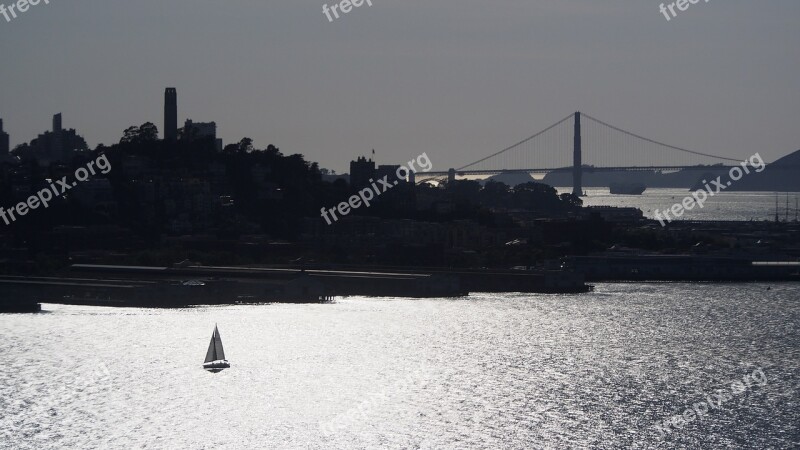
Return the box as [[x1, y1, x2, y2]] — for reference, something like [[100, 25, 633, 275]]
[[164, 88, 177, 142], [51, 113, 64, 161], [0, 119, 9, 156], [53, 113, 62, 133]]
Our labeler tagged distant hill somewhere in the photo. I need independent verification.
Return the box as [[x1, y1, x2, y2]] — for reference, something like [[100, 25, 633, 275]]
[[481, 171, 537, 187], [726, 149, 800, 192], [540, 166, 729, 189], [536, 149, 800, 192]]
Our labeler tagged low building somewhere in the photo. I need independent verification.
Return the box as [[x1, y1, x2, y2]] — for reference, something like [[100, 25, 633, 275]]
[[183, 119, 223, 151], [585, 206, 644, 223]]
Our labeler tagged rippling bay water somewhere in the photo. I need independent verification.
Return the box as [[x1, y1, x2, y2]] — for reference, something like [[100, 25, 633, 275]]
[[556, 187, 795, 222], [1, 283, 798, 449]]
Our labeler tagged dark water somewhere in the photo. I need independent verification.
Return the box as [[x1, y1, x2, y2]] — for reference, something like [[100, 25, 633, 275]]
[[1, 283, 798, 449]]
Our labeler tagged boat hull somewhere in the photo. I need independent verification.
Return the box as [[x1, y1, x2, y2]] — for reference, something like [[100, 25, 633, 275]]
[[203, 360, 230, 373], [609, 182, 646, 195]]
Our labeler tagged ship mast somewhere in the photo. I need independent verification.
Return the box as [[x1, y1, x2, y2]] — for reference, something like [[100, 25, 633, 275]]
[[775, 193, 779, 223], [786, 193, 790, 222]]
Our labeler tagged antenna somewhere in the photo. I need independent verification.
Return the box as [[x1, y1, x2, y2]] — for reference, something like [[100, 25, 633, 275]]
[[786, 193, 790, 222], [775, 193, 779, 223]]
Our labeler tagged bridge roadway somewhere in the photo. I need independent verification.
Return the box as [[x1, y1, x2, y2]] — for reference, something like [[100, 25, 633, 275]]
[[421, 166, 741, 177]]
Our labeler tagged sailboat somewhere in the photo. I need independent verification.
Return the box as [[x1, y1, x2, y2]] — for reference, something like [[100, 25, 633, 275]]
[[203, 324, 230, 373]]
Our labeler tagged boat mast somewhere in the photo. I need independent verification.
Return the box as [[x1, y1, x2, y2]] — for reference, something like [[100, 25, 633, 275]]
[[212, 327, 217, 361], [775, 194, 779, 223], [786, 193, 790, 222]]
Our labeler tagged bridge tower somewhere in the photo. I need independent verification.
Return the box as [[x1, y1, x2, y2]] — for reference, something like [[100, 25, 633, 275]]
[[572, 111, 583, 196]]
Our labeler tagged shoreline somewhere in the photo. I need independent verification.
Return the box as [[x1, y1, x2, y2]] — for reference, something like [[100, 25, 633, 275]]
[[3, 255, 798, 311]]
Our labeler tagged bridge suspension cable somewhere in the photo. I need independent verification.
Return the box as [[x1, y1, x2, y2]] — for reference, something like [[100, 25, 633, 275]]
[[580, 112, 741, 163], [455, 113, 574, 171]]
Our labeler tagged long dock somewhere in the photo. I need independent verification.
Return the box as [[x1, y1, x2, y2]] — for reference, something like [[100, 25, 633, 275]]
[[0, 263, 591, 309]]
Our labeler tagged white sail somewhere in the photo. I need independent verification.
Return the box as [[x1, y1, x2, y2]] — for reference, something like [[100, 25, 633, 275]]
[[213, 325, 226, 361], [204, 330, 217, 363]]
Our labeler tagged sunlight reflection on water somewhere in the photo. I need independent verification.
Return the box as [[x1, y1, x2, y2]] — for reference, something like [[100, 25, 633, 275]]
[[1, 283, 798, 449]]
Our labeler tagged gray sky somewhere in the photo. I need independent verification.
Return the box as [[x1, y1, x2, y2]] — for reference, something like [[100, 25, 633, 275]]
[[0, 0, 798, 172]]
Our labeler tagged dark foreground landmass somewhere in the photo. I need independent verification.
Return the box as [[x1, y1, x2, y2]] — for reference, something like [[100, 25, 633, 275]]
[[2, 131, 799, 312]]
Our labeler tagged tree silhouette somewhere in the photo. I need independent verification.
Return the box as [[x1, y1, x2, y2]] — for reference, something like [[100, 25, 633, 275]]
[[120, 122, 159, 144]]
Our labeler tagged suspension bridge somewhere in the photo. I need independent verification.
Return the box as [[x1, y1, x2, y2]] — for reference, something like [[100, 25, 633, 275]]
[[421, 112, 750, 195]]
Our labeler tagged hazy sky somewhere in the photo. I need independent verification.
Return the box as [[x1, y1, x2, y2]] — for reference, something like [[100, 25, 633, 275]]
[[1, 0, 798, 172]]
